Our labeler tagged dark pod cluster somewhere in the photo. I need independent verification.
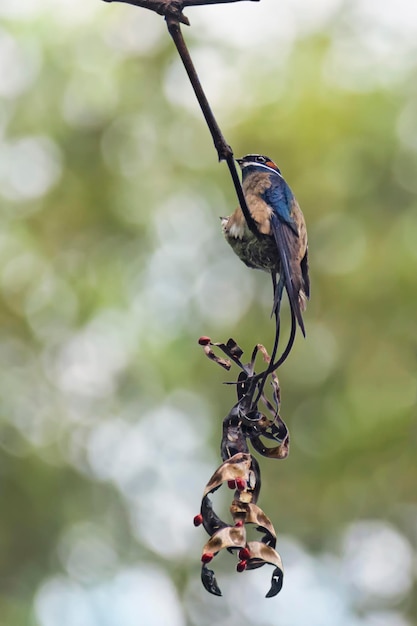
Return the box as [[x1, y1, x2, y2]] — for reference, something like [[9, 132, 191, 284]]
[[194, 337, 289, 597]]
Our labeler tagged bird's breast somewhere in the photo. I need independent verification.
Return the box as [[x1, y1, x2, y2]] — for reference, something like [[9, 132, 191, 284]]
[[244, 194, 273, 236], [242, 172, 274, 236], [223, 217, 280, 272]]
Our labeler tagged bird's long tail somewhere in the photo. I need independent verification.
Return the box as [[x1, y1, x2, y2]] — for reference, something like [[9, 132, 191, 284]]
[[252, 273, 297, 407], [270, 214, 306, 337], [269, 273, 297, 372]]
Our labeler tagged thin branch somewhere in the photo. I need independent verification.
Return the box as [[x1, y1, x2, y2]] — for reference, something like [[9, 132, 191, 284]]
[[184, 0, 259, 5], [103, 0, 261, 237], [166, 18, 231, 159], [166, 17, 259, 235], [102, 0, 260, 26], [102, 0, 190, 25]]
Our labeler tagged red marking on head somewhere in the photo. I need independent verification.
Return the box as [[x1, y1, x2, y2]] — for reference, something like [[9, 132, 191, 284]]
[[193, 514, 203, 527], [236, 560, 247, 573], [265, 160, 278, 171], [235, 477, 246, 492], [227, 480, 236, 489], [235, 520, 244, 527], [198, 336, 211, 346]]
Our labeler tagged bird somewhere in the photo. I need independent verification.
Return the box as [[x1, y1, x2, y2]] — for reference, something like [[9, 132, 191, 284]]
[[221, 154, 310, 337]]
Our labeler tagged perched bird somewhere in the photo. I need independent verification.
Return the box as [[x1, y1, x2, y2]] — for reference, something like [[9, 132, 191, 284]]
[[222, 154, 310, 336]]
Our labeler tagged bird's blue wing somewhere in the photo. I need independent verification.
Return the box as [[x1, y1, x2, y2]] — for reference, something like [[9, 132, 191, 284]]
[[269, 211, 306, 337], [262, 179, 298, 236], [262, 176, 306, 334]]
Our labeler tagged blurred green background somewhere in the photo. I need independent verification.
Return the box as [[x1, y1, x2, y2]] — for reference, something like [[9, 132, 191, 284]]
[[0, 0, 416, 624]]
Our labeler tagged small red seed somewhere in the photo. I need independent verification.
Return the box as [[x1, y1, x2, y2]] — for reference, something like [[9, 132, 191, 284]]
[[198, 336, 211, 346], [201, 552, 214, 564], [227, 480, 236, 489], [236, 560, 247, 572], [193, 514, 203, 527], [238, 548, 251, 560], [235, 520, 244, 527], [235, 477, 246, 491]]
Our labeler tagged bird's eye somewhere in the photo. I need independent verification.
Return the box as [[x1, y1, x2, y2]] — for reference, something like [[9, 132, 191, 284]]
[[257, 156, 267, 163]]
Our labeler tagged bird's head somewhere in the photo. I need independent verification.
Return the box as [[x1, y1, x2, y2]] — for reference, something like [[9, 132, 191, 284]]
[[236, 154, 282, 176]]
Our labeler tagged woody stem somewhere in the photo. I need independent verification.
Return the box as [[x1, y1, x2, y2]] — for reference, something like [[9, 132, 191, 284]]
[[165, 16, 259, 235]]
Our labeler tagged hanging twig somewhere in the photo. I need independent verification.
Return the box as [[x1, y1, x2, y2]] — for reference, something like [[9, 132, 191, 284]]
[[103, 0, 260, 237], [102, 0, 191, 24], [166, 17, 259, 236], [102, 1, 260, 29], [183, 0, 259, 6], [103, 0, 301, 597]]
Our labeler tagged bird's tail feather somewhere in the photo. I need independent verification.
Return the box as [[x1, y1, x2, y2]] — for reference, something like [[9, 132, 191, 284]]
[[270, 214, 306, 337]]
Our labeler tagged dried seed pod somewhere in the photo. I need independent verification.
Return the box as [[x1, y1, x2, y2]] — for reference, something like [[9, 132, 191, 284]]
[[196, 338, 289, 597]]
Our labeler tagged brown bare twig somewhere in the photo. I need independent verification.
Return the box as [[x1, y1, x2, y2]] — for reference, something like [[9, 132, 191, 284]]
[[102, 0, 191, 24], [103, 0, 260, 237], [165, 16, 259, 236], [102, 0, 260, 25], [183, 0, 259, 6]]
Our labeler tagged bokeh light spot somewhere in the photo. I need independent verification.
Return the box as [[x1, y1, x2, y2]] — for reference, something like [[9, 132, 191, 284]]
[[0, 29, 41, 98], [312, 212, 367, 275], [341, 521, 414, 601], [0, 135, 62, 201]]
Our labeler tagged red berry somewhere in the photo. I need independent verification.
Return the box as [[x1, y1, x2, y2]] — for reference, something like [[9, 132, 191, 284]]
[[193, 514, 203, 527], [198, 336, 211, 346], [237, 560, 247, 572], [227, 480, 236, 489], [238, 548, 251, 560], [235, 520, 244, 527], [235, 477, 246, 491], [201, 552, 213, 564]]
